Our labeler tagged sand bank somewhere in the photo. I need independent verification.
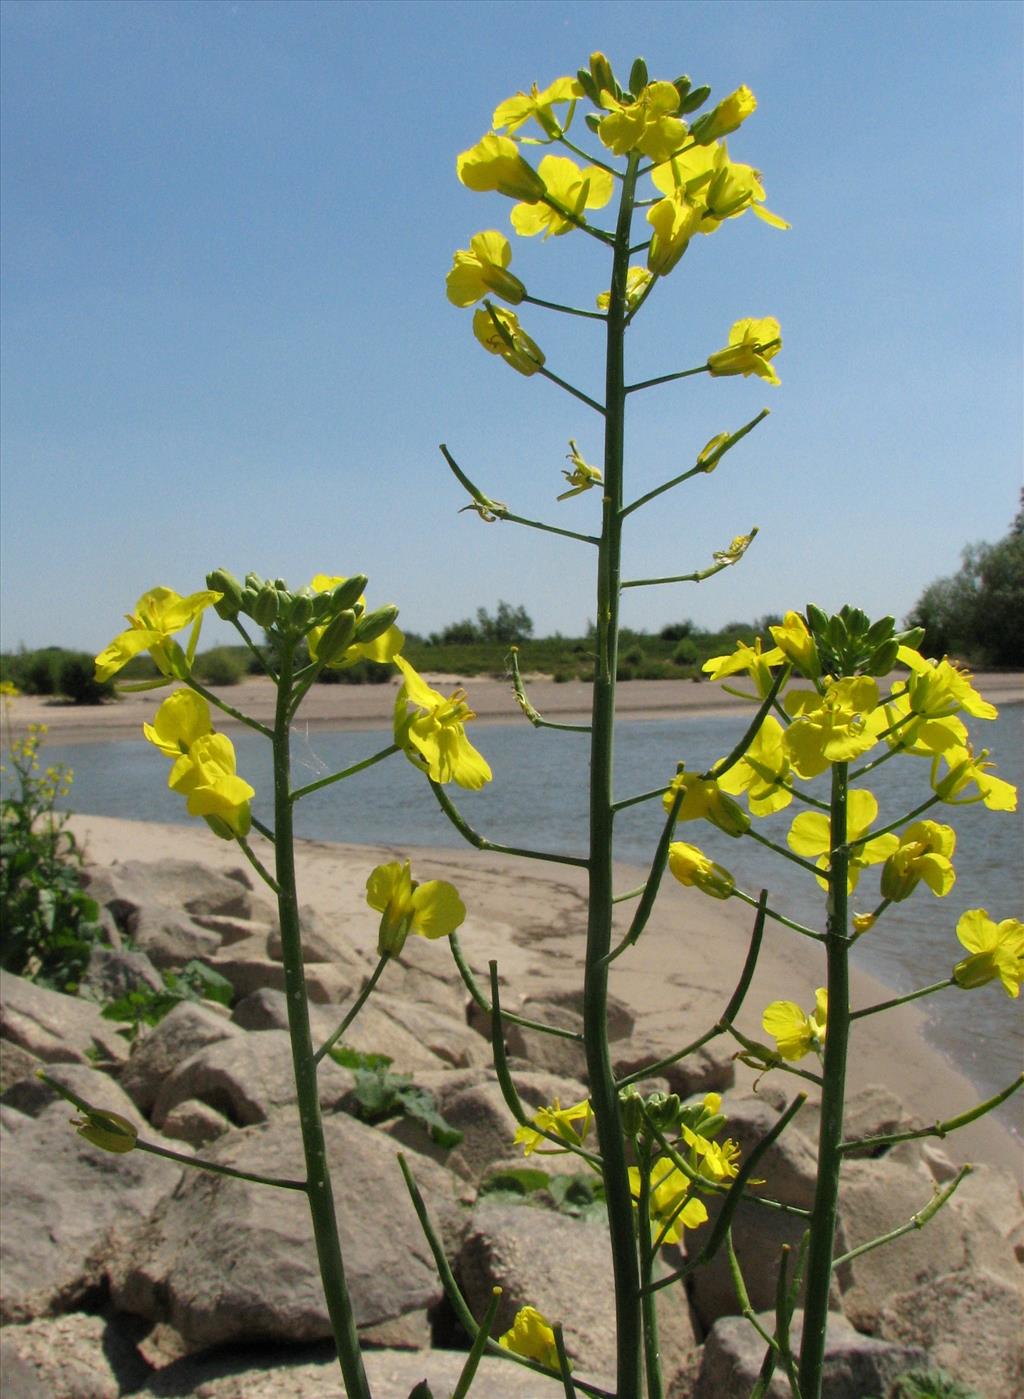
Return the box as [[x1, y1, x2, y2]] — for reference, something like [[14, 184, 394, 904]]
[[8, 670, 1024, 745], [68, 812, 1022, 1177]]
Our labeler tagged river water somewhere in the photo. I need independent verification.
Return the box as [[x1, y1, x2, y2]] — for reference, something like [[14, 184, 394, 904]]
[[45, 705, 1022, 1106]]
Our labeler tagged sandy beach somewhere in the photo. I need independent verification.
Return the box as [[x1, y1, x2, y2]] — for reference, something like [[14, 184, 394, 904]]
[[6, 669, 1024, 744], [68, 810, 1023, 1177]]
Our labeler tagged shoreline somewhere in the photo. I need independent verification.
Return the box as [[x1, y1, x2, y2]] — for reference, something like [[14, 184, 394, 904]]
[[68, 812, 1023, 1177], [5, 670, 1024, 745]]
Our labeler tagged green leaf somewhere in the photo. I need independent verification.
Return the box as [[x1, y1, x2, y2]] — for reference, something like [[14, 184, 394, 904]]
[[393, 1084, 463, 1148], [178, 958, 234, 1007], [329, 1045, 394, 1072], [480, 1166, 551, 1197]]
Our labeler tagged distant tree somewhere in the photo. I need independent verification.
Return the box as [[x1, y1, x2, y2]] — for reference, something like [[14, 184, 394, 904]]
[[906, 494, 1024, 666], [432, 600, 534, 646]]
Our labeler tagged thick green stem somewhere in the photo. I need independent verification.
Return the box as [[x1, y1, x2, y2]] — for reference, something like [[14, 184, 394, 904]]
[[798, 761, 851, 1398], [271, 651, 371, 1399], [636, 1144, 665, 1399], [583, 148, 643, 1399]]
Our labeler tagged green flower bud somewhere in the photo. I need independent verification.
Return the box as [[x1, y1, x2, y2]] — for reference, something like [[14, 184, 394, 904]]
[[206, 569, 245, 621], [326, 575, 369, 615], [73, 1108, 138, 1154], [646, 1091, 682, 1132], [618, 1086, 645, 1139], [356, 604, 400, 645], [867, 638, 899, 677], [288, 593, 313, 631], [589, 51, 618, 100], [628, 57, 649, 97], [251, 584, 280, 628], [679, 83, 712, 114], [244, 572, 265, 592], [316, 610, 358, 666]]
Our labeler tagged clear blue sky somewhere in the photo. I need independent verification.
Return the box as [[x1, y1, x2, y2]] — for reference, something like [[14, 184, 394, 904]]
[[2, 0, 1021, 654]]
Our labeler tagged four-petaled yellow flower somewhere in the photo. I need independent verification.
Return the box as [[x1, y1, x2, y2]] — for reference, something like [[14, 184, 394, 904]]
[[930, 744, 1017, 811], [557, 440, 603, 500], [662, 768, 750, 836], [897, 648, 999, 722], [762, 988, 828, 1060], [510, 154, 613, 239], [493, 76, 582, 138], [499, 1306, 562, 1369], [952, 909, 1024, 998], [787, 788, 899, 893], [306, 574, 404, 670], [628, 1156, 709, 1245], [650, 142, 788, 234], [365, 859, 466, 957], [716, 715, 794, 816], [145, 689, 254, 839], [882, 689, 967, 758], [456, 133, 547, 202], [596, 265, 653, 311], [514, 1097, 593, 1155], [784, 676, 886, 777], [95, 586, 222, 683], [707, 317, 782, 385], [702, 636, 785, 699], [143, 687, 212, 756], [646, 191, 704, 275], [598, 81, 687, 162], [880, 820, 957, 902], [769, 611, 820, 679], [446, 230, 526, 308], [668, 841, 735, 899], [472, 305, 545, 376], [393, 656, 492, 790]]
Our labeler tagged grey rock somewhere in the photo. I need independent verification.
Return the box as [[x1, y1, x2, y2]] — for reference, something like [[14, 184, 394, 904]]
[[692, 1308, 927, 1398], [151, 1029, 355, 1128], [441, 1071, 589, 1182], [612, 1036, 735, 1100], [129, 904, 224, 968], [110, 1109, 459, 1349], [504, 1001, 588, 1080], [160, 1097, 232, 1147], [120, 1000, 244, 1114], [799, 1083, 919, 1159], [373, 991, 489, 1068], [524, 985, 636, 1041], [80, 945, 165, 1001], [0, 969, 128, 1067], [0, 1312, 150, 1399], [0, 1037, 43, 1092], [0, 1065, 180, 1322], [82, 858, 259, 922], [878, 1266, 1024, 1398]]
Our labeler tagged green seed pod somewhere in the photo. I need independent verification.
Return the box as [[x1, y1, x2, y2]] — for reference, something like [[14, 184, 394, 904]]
[[356, 604, 399, 644], [647, 1091, 682, 1132]]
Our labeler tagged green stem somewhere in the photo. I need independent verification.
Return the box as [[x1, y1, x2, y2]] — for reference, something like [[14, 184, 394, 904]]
[[509, 648, 592, 731], [620, 537, 756, 589], [745, 825, 824, 877], [135, 1138, 307, 1190], [313, 953, 391, 1064], [536, 363, 607, 415], [185, 678, 273, 738], [428, 779, 589, 868], [290, 743, 399, 803], [620, 409, 770, 518], [584, 148, 644, 1399], [841, 1073, 1023, 1154], [831, 1167, 972, 1268], [231, 616, 277, 681], [849, 977, 954, 1020], [636, 1143, 665, 1399], [270, 649, 370, 1399], [235, 836, 281, 896], [522, 291, 607, 321], [733, 887, 825, 943], [451, 1286, 503, 1399], [448, 932, 585, 1043], [798, 761, 850, 1399], [625, 364, 708, 394], [496, 508, 601, 545]]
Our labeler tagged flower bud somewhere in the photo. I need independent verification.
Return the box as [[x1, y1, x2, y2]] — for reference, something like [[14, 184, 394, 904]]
[[326, 574, 369, 615], [691, 85, 757, 143], [244, 572, 265, 592], [288, 593, 314, 631], [867, 638, 899, 677], [590, 51, 617, 100], [619, 1086, 645, 1138], [646, 1091, 682, 1132], [251, 584, 280, 627], [206, 569, 244, 620], [73, 1108, 138, 1154], [315, 610, 358, 666], [356, 604, 400, 645]]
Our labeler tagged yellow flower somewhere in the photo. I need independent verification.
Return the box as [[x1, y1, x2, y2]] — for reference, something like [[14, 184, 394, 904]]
[[446, 230, 525, 308], [762, 989, 828, 1060], [143, 688, 214, 757], [628, 1156, 709, 1245], [499, 1306, 561, 1368], [702, 636, 785, 698], [882, 689, 967, 758], [306, 574, 404, 669], [95, 586, 222, 683], [557, 440, 602, 500], [769, 611, 820, 679], [510, 154, 613, 238], [930, 744, 1017, 811], [716, 715, 794, 816], [783, 676, 887, 776], [596, 264, 653, 311], [365, 859, 465, 957], [662, 768, 750, 836], [952, 909, 1024, 998], [693, 85, 758, 142], [492, 76, 582, 137], [393, 656, 492, 790], [0, 679, 20, 697], [897, 648, 998, 721], [598, 81, 687, 162], [667, 841, 735, 899], [471, 305, 545, 376], [707, 316, 782, 385], [650, 141, 788, 232], [456, 133, 547, 202], [787, 788, 899, 893], [880, 820, 957, 901], [513, 1097, 593, 1155], [168, 732, 254, 839], [646, 190, 704, 275]]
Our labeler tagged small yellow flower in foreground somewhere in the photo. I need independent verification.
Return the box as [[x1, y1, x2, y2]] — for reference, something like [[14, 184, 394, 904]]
[[649, 143, 789, 233], [646, 190, 704, 274], [897, 648, 998, 722], [306, 574, 404, 669], [702, 636, 785, 699], [143, 688, 213, 757], [499, 1306, 561, 1368], [716, 714, 794, 816], [0, 679, 19, 697], [707, 316, 782, 385], [393, 656, 492, 790], [694, 85, 758, 142], [514, 1097, 593, 1155], [596, 264, 653, 311], [557, 440, 603, 500], [72, 1108, 138, 1154], [930, 744, 1017, 812], [953, 909, 1024, 998], [95, 586, 222, 683], [882, 689, 967, 758], [168, 733, 254, 839], [787, 788, 898, 893], [472, 305, 545, 377], [784, 676, 887, 776], [880, 820, 957, 902], [456, 133, 546, 202], [598, 81, 687, 162], [663, 769, 750, 837], [628, 1156, 709, 1245], [762, 988, 828, 1060], [446, 230, 525, 308], [769, 611, 820, 679], [365, 859, 465, 957], [667, 841, 735, 899], [492, 75, 582, 137], [510, 154, 613, 238]]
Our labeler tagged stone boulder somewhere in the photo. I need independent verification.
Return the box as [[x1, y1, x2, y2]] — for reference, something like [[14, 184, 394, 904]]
[[0, 970, 128, 1067], [612, 1036, 735, 1100], [119, 999, 244, 1115], [110, 1109, 459, 1350]]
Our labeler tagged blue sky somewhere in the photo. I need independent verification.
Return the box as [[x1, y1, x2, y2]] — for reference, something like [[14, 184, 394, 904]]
[[2, 0, 1021, 654]]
